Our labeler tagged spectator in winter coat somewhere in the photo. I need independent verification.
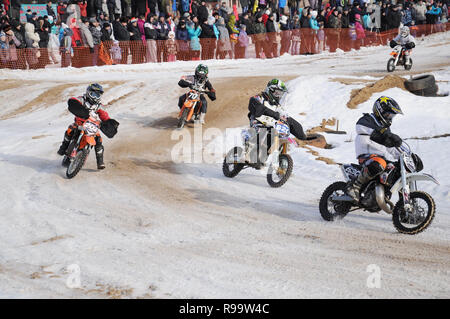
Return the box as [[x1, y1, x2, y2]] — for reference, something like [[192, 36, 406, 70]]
[[176, 19, 190, 61], [106, 0, 116, 21], [198, 1, 209, 24], [110, 39, 121, 64], [235, 24, 249, 59], [78, 0, 88, 17], [0, 26, 21, 69], [252, 14, 266, 58], [165, 31, 178, 62], [387, 4, 402, 29], [216, 17, 231, 59], [24, 22, 40, 68], [10, 19, 27, 69], [66, 2, 81, 27], [101, 22, 114, 41], [199, 16, 218, 60], [227, 14, 239, 58], [279, 15, 291, 56], [187, 19, 201, 60], [127, 17, 144, 64], [354, 13, 365, 49], [414, 0, 427, 25], [144, 15, 158, 62], [155, 14, 170, 62], [58, 1, 69, 24], [59, 23, 73, 67], [46, 1, 57, 21], [89, 17, 102, 65], [401, 3, 413, 27]]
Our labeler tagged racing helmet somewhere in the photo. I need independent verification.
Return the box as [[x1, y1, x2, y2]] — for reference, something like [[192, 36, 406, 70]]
[[400, 26, 410, 38], [195, 64, 209, 82], [264, 79, 288, 104], [373, 96, 403, 127], [85, 83, 104, 107]]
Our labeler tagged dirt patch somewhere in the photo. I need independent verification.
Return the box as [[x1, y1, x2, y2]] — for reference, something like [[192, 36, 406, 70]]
[[330, 78, 375, 85], [406, 133, 450, 141], [0, 80, 37, 91], [347, 75, 407, 109], [32, 135, 50, 139], [1, 83, 76, 120], [31, 235, 73, 246]]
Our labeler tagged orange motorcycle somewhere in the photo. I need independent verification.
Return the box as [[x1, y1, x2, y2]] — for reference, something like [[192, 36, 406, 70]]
[[62, 115, 101, 179], [177, 88, 208, 129]]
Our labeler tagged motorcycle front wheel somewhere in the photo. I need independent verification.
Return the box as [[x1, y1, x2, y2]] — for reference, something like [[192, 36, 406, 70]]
[[387, 58, 396, 72], [222, 147, 244, 178], [66, 147, 90, 179], [392, 191, 435, 235], [267, 154, 293, 188], [177, 108, 190, 129], [319, 181, 352, 221]]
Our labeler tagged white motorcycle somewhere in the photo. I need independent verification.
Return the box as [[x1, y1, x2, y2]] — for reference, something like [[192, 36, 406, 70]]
[[319, 142, 438, 234], [222, 119, 297, 188], [387, 44, 412, 72]]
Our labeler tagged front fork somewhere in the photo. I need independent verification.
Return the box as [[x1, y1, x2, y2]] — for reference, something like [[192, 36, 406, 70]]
[[400, 159, 413, 214]]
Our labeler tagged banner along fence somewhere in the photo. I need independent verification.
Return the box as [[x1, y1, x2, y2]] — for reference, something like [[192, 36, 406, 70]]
[[0, 23, 448, 70]]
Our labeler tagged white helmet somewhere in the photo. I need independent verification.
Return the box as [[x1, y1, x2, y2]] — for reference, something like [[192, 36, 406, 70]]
[[400, 26, 410, 38]]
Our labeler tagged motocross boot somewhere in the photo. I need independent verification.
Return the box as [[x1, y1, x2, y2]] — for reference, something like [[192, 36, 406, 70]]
[[345, 168, 372, 202], [57, 138, 70, 156], [95, 145, 106, 169], [199, 113, 206, 124]]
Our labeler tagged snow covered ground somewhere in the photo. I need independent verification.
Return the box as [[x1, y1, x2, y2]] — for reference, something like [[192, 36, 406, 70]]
[[0, 31, 449, 298]]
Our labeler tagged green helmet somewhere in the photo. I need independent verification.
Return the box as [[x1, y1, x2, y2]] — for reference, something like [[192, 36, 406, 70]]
[[264, 79, 288, 104], [195, 64, 209, 81]]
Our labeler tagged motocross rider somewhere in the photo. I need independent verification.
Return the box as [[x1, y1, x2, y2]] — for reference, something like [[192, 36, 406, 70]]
[[345, 96, 404, 202], [178, 64, 216, 124], [57, 83, 110, 170], [245, 79, 307, 163], [390, 26, 415, 66]]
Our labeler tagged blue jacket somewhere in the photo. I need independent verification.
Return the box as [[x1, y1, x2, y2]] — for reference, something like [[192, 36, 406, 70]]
[[309, 17, 319, 30], [187, 25, 201, 51]]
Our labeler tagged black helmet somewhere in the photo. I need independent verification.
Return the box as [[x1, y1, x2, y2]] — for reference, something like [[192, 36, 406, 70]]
[[373, 96, 403, 127], [86, 83, 104, 107], [195, 64, 208, 81]]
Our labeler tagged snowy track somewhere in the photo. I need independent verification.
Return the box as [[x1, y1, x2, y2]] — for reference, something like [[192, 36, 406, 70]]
[[0, 32, 449, 298]]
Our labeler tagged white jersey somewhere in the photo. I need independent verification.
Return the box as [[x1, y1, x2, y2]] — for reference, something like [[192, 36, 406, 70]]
[[393, 34, 415, 46], [355, 113, 401, 162]]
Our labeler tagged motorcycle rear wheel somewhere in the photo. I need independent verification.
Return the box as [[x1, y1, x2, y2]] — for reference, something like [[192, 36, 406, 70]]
[[387, 58, 396, 72], [222, 147, 244, 178], [267, 154, 293, 188], [319, 181, 352, 221], [66, 148, 89, 179], [404, 58, 413, 70], [392, 191, 435, 235]]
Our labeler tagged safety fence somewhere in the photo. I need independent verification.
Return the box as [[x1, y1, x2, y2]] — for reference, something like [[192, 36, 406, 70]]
[[0, 22, 448, 70]]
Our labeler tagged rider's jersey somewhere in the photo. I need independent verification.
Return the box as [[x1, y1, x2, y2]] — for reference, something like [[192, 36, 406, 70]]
[[248, 93, 285, 128], [70, 95, 110, 125], [392, 34, 415, 46], [178, 75, 216, 100], [355, 113, 401, 162]]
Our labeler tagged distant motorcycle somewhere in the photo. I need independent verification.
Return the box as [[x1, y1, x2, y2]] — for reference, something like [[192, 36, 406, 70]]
[[177, 86, 209, 129], [319, 142, 438, 235], [223, 119, 297, 188], [387, 45, 412, 72]]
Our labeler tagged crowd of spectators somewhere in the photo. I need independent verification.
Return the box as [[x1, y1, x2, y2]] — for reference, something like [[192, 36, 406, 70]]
[[0, 0, 448, 69]]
